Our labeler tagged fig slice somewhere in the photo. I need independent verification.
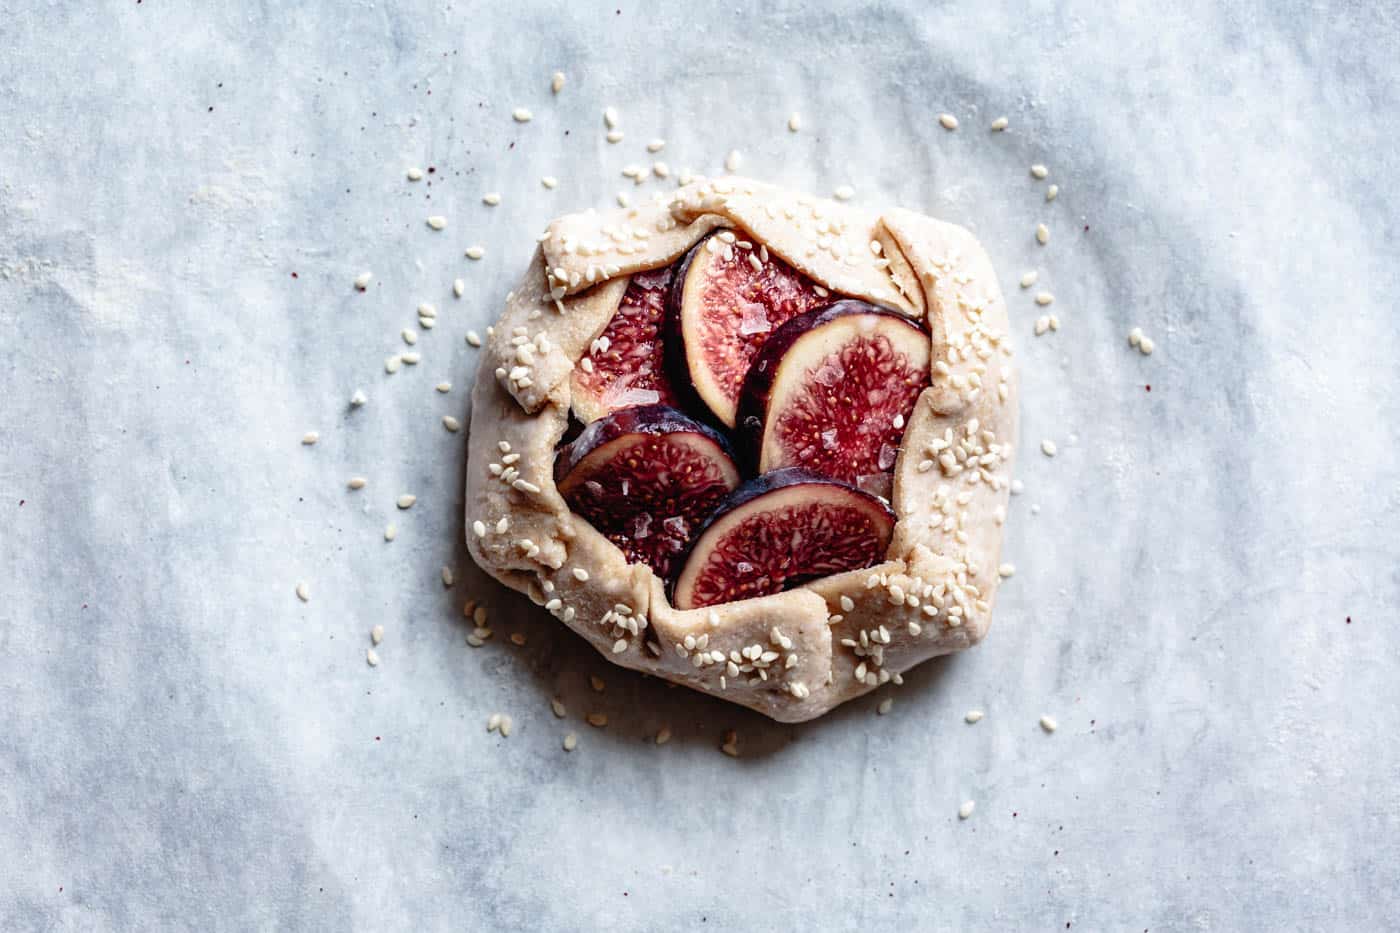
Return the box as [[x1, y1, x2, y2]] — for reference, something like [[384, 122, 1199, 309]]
[[671, 468, 895, 610], [555, 404, 740, 579], [736, 300, 930, 486], [570, 264, 679, 423], [666, 230, 828, 428]]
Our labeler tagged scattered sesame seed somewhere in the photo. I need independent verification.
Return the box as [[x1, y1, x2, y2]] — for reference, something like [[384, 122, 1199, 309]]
[[724, 149, 742, 172], [965, 710, 985, 724], [402, 328, 418, 346], [590, 675, 605, 693], [615, 191, 630, 208], [348, 477, 367, 490], [647, 138, 666, 153], [465, 330, 482, 347], [427, 215, 447, 231], [991, 116, 1009, 131], [350, 389, 367, 407], [655, 726, 672, 745], [1035, 291, 1054, 306], [383, 524, 397, 541], [998, 563, 1016, 578], [1035, 223, 1049, 245], [510, 632, 526, 646], [301, 432, 319, 445], [611, 638, 627, 654], [354, 271, 372, 290], [385, 355, 402, 373], [1139, 336, 1155, 355], [540, 175, 558, 189], [401, 351, 420, 365], [563, 732, 578, 750], [606, 130, 623, 144], [295, 581, 310, 602], [396, 494, 416, 509], [551, 71, 565, 94], [417, 303, 436, 318], [833, 184, 855, 201], [464, 245, 485, 260], [371, 624, 384, 645], [603, 106, 619, 128], [1040, 715, 1058, 733], [487, 713, 501, 732], [788, 112, 801, 132], [958, 800, 975, 820], [441, 415, 461, 433], [441, 566, 454, 588], [939, 113, 959, 130], [512, 107, 533, 123], [494, 517, 509, 535], [586, 712, 608, 728], [498, 715, 513, 737], [720, 730, 739, 757], [549, 698, 566, 718], [1041, 439, 1057, 457], [452, 279, 465, 299], [1128, 327, 1143, 348], [406, 167, 423, 182], [1034, 316, 1050, 337], [877, 697, 894, 715], [1011, 479, 1024, 495], [1048, 314, 1061, 331], [1030, 163, 1049, 179], [482, 192, 501, 206], [436, 382, 451, 393], [1046, 184, 1059, 201], [1020, 270, 1038, 288], [366, 648, 380, 667], [472, 520, 486, 537], [572, 567, 589, 582], [652, 161, 670, 179]]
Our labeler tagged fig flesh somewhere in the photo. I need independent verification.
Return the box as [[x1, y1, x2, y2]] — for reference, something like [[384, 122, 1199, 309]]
[[570, 265, 679, 423], [555, 405, 740, 578], [667, 230, 827, 428], [671, 468, 895, 610], [736, 301, 929, 485]]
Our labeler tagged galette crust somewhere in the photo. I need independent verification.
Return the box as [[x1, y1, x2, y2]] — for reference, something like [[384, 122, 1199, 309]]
[[466, 177, 1016, 723]]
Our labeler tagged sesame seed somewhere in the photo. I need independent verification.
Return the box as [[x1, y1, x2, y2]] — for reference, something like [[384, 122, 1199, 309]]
[[603, 106, 619, 128], [1128, 327, 1143, 348], [383, 524, 397, 541], [1046, 184, 1059, 201], [466, 330, 482, 347], [540, 175, 558, 189], [510, 632, 526, 646], [611, 638, 627, 654], [833, 185, 855, 201], [396, 494, 416, 509], [990, 116, 1008, 131], [401, 328, 418, 346], [550, 698, 566, 718], [495, 517, 509, 534], [1019, 271, 1038, 290], [295, 581, 310, 602], [877, 698, 894, 715], [348, 477, 367, 490], [654, 725, 673, 745], [958, 800, 975, 820], [427, 215, 447, 231], [1048, 314, 1061, 331], [606, 130, 623, 144], [385, 355, 402, 373], [1034, 316, 1050, 336], [1139, 336, 1155, 355], [586, 712, 607, 728], [788, 112, 801, 132], [401, 352, 420, 365], [1035, 291, 1054, 306], [1011, 479, 1025, 495], [724, 149, 742, 172], [998, 563, 1016, 578], [474, 606, 489, 625], [482, 192, 501, 207], [939, 113, 959, 130], [647, 138, 666, 153], [551, 71, 565, 94], [965, 709, 984, 724], [512, 107, 533, 123], [498, 715, 513, 737], [1040, 715, 1058, 733], [590, 676, 605, 693], [1041, 439, 1057, 457], [561, 732, 578, 751], [442, 415, 461, 433], [465, 245, 485, 260], [572, 567, 589, 582], [652, 161, 670, 179], [487, 713, 501, 732], [1030, 163, 1049, 179], [472, 520, 486, 537], [840, 595, 855, 612], [350, 389, 368, 408], [441, 566, 454, 588], [406, 167, 423, 182], [299, 431, 319, 447], [354, 271, 372, 290], [435, 382, 451, 394], [1036, 223, 1049, 245], [615, 191, 630, 208], [720, 730, 739, 757]]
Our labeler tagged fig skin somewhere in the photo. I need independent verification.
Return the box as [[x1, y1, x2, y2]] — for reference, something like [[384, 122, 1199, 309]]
[[664, 230, 827, 429], [554, 405, 741, 579], [670, 467, 896, 610], [734, 300, 930, 482]]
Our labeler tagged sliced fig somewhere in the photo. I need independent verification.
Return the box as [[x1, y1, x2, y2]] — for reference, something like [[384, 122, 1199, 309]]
[[666, 230, 828, 428], [555, 405, 740, 578], [570, 264, 679, 423], [736, 300, 930, 486], [671, 468, 895, 610]]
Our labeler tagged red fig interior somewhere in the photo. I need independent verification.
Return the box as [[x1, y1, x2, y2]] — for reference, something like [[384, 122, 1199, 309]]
[[555, 405, 740, 579], [737, 301, 929, 486], [570, 264, 679, 422], [671, 468, 895, 610], [669, 230, 828, 427]]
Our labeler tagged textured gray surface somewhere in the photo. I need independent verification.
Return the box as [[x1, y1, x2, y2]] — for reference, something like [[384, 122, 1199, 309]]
[[3, 2, 1398, 930]]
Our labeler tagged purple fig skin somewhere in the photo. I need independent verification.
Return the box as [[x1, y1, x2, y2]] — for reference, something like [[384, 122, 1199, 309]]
[[668, 467, 896, 608], [734, 300, 928, 474], [662, 234, 722, 429], [553, 404, 735, 486]]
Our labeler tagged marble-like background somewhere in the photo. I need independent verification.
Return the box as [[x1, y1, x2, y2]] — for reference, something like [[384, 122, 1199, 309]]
[[2, 1, 1397, 929]]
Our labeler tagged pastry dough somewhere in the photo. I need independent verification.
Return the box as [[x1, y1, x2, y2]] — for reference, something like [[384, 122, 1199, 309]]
[[465, 177, 1017, 722]]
